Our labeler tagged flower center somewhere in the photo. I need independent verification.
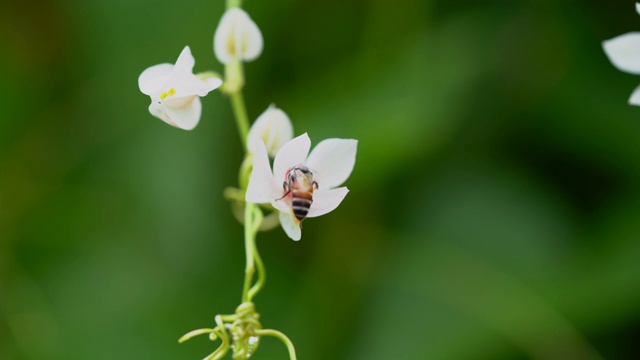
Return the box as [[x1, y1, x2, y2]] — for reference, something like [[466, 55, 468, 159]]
[[227, 30, 237, 56], [160, 88, 176, 100]]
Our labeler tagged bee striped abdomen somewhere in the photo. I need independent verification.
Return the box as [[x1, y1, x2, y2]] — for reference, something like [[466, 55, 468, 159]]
[[291, 190, 313, 221]]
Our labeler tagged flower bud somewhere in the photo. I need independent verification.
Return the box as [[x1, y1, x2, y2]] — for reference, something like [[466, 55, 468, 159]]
[[247, 105, 293, 157], [214, 8, 263, 65]]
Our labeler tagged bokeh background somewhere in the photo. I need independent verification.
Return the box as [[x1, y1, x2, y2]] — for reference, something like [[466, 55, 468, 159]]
[[2, 0, 640, 359]]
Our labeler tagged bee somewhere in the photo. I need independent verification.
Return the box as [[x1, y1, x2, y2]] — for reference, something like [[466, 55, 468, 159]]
[[280, 165, 319, 223]]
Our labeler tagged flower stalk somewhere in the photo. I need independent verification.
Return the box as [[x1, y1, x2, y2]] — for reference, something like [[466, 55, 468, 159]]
[[226, 0, 242, 9], [230, 90, 250, 150], [241, 202, 257, 304], [178, 2, 295, 357]]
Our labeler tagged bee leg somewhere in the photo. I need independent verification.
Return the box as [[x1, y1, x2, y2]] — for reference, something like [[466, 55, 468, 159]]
[[276, 181, 291, 200], [312, 181, 319, 190]]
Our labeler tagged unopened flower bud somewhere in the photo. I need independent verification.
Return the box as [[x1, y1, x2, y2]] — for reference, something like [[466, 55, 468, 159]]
[[247, 105, 294, 157], [214, 8, 263, 65]]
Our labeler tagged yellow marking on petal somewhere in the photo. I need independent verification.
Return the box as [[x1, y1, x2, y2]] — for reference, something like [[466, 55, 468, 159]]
[[227, 28, 237, 56], [227, 38, 236, 56], [160, 88, 176, 100]]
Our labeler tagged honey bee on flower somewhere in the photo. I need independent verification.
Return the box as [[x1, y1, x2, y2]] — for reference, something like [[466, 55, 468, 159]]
[[245, 133, 357, 240], [280, 165, 319, 222]]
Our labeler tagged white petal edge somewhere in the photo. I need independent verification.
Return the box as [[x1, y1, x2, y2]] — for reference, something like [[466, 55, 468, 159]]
[[148, 101, 174, 127], [636, 3, 640, 16], [239, 11, 263, 62], [139, 63, 174, 95], [306, 187, 349, 218], [214, 9, 238, 64], [279, 211, 301, 241], [162, 96, 202, 130], [247, 105, 293, 157], [273, 133, 311, 182], [603, 32, 640, 75], [306, 139, 357, 189], [167, 47, 221, 98], [247, 109, 269, 154], [629, 84, 640, 105], [204, 77, 224, 94], [173, 46, 196, 76], [246, 141, 281, 203]]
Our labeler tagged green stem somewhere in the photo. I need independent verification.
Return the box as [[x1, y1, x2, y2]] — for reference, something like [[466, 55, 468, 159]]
[[226, 0, 242, 9], [178, 328, 217, 343], [248, 206, 265, 300], [254, 329, 297, 360], [238, 154, 252, 191], [242, 204, 266, 303], [241, 203, 255, 303], [227, 71, 261, 305], [230, 91, 250, 150]]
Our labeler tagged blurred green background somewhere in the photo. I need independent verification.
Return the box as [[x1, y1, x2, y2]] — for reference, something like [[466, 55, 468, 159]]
[[2, 0, 640, 359]]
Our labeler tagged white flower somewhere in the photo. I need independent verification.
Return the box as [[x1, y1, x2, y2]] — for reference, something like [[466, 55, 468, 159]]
[[138, 46, 222, 130], [603, 3, 640, 105], [214, 8, 263, 65], [247, 105, 294, 157], [245, 133, 357, 241]]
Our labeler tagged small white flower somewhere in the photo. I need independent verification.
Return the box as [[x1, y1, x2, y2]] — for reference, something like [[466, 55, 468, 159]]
[[138, 46, 222, 130], [246, 133, 357, 241], [603, 3, 640, 105], [214, 8, 263, 65], [247, 105, 294, 157]]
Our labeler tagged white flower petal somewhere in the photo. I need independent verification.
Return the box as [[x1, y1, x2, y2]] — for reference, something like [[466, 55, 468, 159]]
[[214, 8, 263, 64], [140, 47, 219, 130], [165, 47, 221, 98], [246, 141, 281, 204], [148, 101, 174, 126], [171, 74, 222, 98], [171, 74, 223, 98], [629, 84, 640, 105], [139, 63, 174, 95], [214, 9, 238, 65], [306, 187, 349, 218], [273, 133, 311, 181], [271, 198, 290, 213], [239, 12, 263, 62], [204, 77, 224, 93], [636, 3, 640, 16], [279, 211, 301, 241], [247, 105, 294, 157], [603, 32, 640, 75], [305, 139, 357, 189], [173, 46, 196, 75], [161, 96, 202, 130]]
